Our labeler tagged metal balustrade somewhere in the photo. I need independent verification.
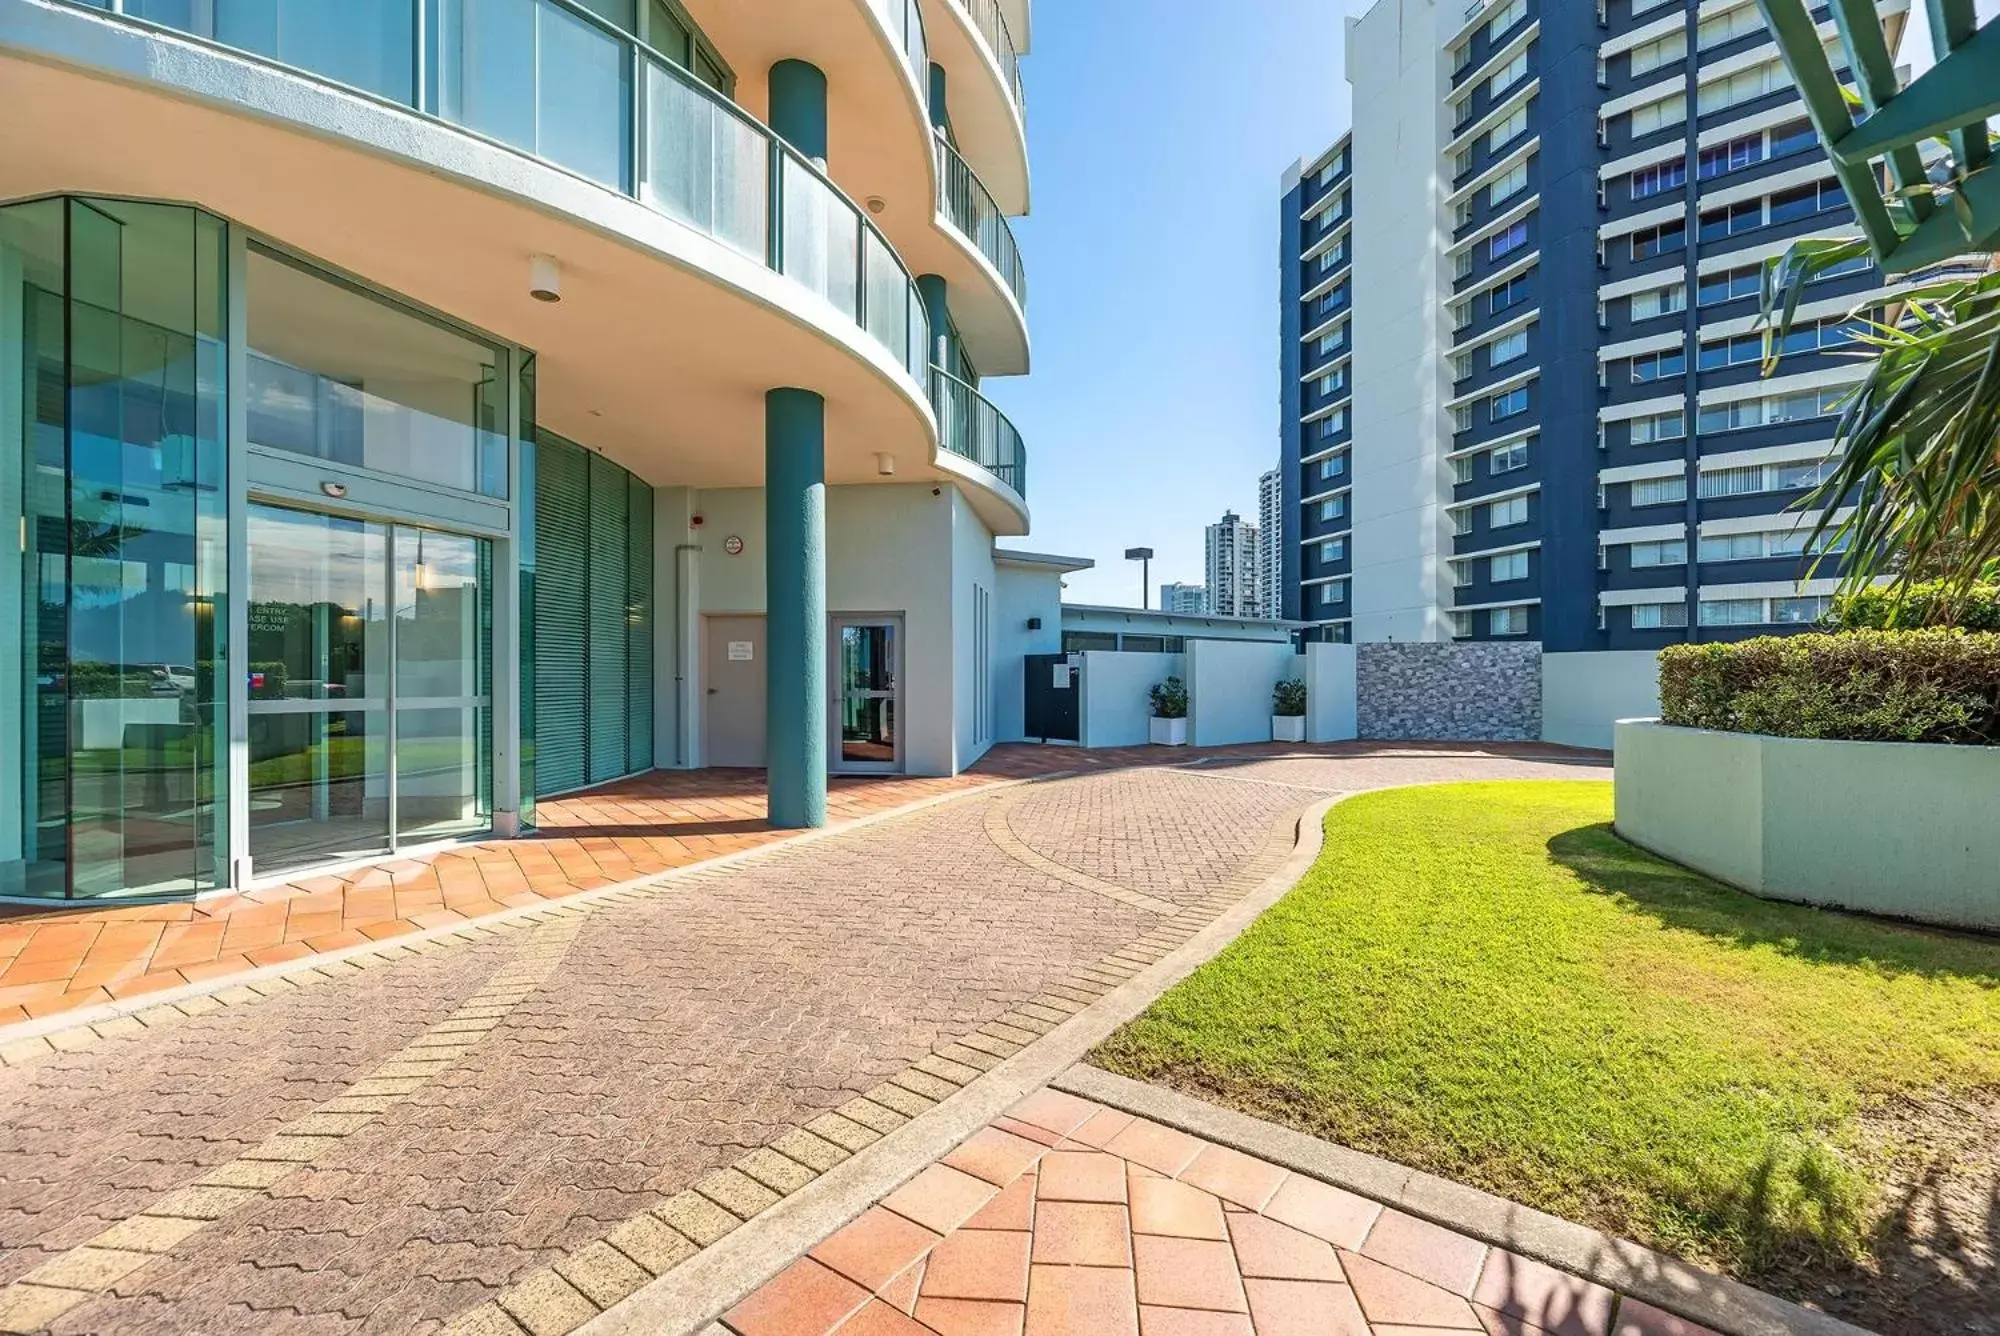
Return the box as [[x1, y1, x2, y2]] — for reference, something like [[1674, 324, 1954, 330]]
[[929, 367, 1026, 497], [935, 137, 1027, 310], [948, 0, 1026, 120], [70, 0, 931, 386]]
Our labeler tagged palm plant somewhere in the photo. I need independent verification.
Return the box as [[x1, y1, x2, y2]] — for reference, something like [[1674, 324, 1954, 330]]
[[1759, 241, 2000, 604]]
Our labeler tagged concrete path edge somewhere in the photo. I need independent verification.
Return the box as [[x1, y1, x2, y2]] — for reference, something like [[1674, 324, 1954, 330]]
[[1050, 1069, 1874, 1336], [578, 791, 1349, 1336]]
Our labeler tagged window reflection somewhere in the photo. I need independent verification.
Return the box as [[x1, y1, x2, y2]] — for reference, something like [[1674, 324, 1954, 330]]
[[245, 246, 508, 497]]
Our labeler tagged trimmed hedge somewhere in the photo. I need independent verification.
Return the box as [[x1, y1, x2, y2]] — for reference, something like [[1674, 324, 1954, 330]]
[[1658, 631, 2000, 745], [1825, 582, 2000, 632]]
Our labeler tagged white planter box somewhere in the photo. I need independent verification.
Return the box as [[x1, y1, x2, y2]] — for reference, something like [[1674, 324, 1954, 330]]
[[1614, 720, 2000, 932], [1149, 717, 1187, 747], [1272, 715, 1306, 743]]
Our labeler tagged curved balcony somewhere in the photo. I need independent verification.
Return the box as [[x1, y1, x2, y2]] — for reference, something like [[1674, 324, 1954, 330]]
[[930, 367, 1027, 503], [938, 138, 1027, 310], [46, 0, 932, 389], [923, 0, 1030, 213]]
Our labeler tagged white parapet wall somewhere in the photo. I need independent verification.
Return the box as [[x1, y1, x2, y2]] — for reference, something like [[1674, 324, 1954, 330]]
[[1305, 642, 1358, 742], [1614, 720, 2000, 931], [1542, 651, 1661, 751], [1186, 639, 1304, 748], [1079, 651, 1183, 749]]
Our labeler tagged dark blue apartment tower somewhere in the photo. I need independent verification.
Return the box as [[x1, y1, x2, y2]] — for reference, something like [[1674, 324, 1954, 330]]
[[1277, 139, 1355, 636], [1277, 0, 1925, 655]]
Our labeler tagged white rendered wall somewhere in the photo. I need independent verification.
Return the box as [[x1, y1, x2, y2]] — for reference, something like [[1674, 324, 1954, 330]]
[[951, 493, 1000, 770], [1346, 0, 1454, 644], [1079, 652, 1183, 749], [688, 482, 960, 776], [1542, 651, 1662, 751], [1186, 640, 1302, 748], [1305, 642, 1358, 742], [994, 565, 1064, 743]]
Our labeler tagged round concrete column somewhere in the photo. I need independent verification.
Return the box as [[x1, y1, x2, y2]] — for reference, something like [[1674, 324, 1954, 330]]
[[927, 63, 950, 133], [916, 273, 952, 373], [768, 59, 829, 166], [765, 388, 828, 829]]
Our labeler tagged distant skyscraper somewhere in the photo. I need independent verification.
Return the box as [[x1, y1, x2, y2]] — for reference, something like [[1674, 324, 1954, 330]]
[[1204, 510, 1261, 618], [1160, 582, 1207, 616], [1257, 468, 1283, 623]]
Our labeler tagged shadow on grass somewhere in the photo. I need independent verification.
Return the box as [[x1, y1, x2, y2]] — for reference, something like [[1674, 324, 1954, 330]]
[[1545, 823, 2000, 986]]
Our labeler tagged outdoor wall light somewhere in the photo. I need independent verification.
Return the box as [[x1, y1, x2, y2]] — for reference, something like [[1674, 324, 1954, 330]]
[[865, 197, 888, 215], [529, 254, 563, 303]]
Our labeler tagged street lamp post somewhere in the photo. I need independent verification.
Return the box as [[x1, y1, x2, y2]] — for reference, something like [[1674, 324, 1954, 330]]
[[1123, 547, 1154, 610]]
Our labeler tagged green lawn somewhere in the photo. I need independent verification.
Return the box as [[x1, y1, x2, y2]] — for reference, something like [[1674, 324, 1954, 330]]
[[1093, 781, 2000, 1280]]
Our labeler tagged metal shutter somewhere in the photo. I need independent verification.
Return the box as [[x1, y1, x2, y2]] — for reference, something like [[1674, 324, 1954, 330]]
[[586, 453, 629, 785], [533, 436, 589, 796]]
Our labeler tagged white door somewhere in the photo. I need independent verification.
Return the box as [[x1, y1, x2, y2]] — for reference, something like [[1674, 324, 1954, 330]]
[[703, 616, 767, 768]]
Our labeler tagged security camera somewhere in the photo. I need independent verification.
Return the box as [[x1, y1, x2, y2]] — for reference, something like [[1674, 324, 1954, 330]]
[[931, 485, 942, 497]]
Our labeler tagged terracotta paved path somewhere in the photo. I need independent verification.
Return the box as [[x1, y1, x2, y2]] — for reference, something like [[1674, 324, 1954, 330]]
[[0, 745, 1606, 1334], [725, 1086, 1713, 1336]]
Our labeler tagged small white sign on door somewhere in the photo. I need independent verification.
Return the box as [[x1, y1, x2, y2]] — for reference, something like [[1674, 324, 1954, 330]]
[[727, 641, 755, 662], [1052, 664, 1072, 688]]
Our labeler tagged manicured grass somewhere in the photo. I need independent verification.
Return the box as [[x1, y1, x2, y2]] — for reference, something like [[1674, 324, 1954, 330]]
[[1093, 781, 2000, 1278]]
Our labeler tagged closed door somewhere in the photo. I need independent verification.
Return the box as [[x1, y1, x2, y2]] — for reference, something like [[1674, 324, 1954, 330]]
[[831, 617, 902, 773], [704, 616, 767, 768]]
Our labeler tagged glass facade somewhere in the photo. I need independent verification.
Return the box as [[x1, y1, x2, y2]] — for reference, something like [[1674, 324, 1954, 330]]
[[0, 195, 569, 900], [3, 198, 229, 899]]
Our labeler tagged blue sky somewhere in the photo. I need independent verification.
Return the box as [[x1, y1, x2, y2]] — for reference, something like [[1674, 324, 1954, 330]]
[[985, 0, 1359, 608]]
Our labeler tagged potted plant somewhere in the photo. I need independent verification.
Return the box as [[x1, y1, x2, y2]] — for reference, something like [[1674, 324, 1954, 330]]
[[1149, 676, 1188, 746], [1272, 679, 1307, 743]]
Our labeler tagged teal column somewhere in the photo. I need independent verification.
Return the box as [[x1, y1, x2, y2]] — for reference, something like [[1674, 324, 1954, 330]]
[[768, 60, 829, 166], [765, 388, 827, 829], [927, 63, 950, 134], [916, 273, 951, 373]]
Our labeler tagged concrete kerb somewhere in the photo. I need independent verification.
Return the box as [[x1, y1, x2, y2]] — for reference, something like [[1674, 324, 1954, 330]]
[[0, 775, 1054, 1054], [1051, 1069, 1869, 1336], [578, 791, 1346, 1336]]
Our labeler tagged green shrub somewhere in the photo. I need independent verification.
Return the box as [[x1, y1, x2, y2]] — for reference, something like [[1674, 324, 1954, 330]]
[[1824, 581, 2000, 632], [1272, 679, 1308, 717], [1658, 631, 2000, 744], [1150, 676, 1188, 720]]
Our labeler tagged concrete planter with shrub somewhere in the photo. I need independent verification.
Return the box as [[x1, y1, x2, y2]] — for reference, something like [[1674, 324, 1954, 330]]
[[1149, 676, 1188, 747], [1272, 679, 1307, 743], [1613, 630, 2000, 931]]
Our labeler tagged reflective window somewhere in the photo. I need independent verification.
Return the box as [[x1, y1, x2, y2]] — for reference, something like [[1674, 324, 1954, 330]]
[[246, 246, 508, 497]]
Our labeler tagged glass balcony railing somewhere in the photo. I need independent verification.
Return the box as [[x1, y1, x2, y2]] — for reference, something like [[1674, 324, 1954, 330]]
[[936, 137, 1027, 311], [68, 0, 931, 388], [949, 0, 1026, 121], [870, 0, 929, 102], [930, 367, 1026, 498]]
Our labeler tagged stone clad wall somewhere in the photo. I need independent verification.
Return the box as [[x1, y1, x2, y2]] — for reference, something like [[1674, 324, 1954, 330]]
[[1356, 642, 1541, 741]]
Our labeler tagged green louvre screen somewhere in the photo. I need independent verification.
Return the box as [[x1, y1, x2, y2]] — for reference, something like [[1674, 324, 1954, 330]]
[[532, 433, 654, 799]]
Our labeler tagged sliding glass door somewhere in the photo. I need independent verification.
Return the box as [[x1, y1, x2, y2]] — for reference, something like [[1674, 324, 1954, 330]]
[[246, 504, 490, 877]]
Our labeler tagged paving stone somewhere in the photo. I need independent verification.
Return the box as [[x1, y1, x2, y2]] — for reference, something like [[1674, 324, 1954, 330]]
[[655, 1192, 741, 1247], [736, 1147, 818, 1196], [771, 1128, 851, 1173], [497, 1267, 599, 1336], [24, 1245, 156, 1291], [693, 1167, 782, 1219], [604, 1212, 696, 1276], [552, 1240, 650, 1309], [0, 749, 1601, 1332]]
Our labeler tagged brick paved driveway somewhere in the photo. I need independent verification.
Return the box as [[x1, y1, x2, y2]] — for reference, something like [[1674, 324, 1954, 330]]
[[0, 747, 1605, 1335]]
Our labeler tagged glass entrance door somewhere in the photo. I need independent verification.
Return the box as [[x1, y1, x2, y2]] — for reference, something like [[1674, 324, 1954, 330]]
[[245, 504, 490, 877], [832, 617, 901, 773]]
